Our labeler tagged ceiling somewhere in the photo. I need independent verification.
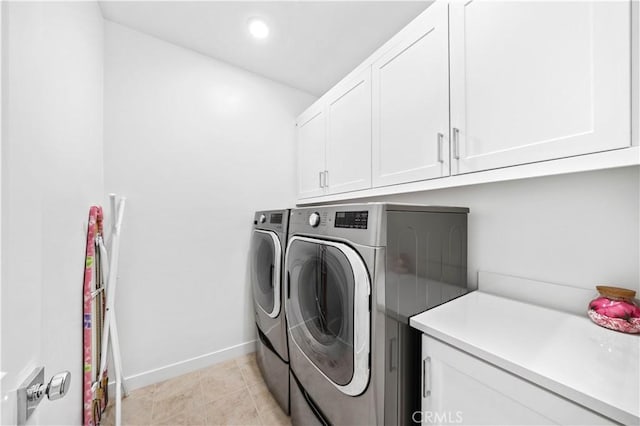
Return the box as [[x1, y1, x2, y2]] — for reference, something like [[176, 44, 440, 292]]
[[99, 1, 431, 96]]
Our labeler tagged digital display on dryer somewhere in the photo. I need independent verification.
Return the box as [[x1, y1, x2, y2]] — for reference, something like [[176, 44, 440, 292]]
[[270, 213, 283, 224], [335, 211, 368, 229]]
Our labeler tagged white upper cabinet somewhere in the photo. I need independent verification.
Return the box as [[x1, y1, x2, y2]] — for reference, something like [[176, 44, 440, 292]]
[[297, 68, 372, 199], [325, 68, 372, 194], [372, 1, 451, 187], [449, 0, 631, 175], [296, 104, 326, 199], [295, 0, 637, 203]]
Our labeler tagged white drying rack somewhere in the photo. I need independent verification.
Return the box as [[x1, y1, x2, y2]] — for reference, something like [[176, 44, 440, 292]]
[[96, 194, 128, 426]]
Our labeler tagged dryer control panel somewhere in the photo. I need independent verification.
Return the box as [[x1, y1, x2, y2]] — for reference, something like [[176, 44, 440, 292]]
[[335, 211, 368, 229], [289, 205, 383, 246]]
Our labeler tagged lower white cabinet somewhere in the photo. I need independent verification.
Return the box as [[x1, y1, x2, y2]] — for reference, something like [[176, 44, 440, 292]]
[[420, 335, 615, 426]]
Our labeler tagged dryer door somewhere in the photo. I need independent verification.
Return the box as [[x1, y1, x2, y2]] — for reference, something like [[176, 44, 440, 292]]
[[250, 230, 282, 318], [285, 236, 371, 396]]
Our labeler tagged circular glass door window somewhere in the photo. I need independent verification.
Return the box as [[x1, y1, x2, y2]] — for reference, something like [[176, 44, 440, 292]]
[[250, 230, 281, 316], [287, 238, 356, 386]]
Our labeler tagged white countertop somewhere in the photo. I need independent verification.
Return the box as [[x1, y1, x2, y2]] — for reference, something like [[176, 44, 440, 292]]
[[410, 291, 640, 425]]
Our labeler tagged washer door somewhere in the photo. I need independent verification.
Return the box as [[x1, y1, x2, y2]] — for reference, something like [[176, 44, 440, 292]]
[[286, 236, 370, 396], [250, 230, 282, 318]]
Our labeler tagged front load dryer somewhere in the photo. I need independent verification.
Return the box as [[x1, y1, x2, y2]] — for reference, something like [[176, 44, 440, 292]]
[[285, 203, 469, 425], [250, 209, 290, 413]]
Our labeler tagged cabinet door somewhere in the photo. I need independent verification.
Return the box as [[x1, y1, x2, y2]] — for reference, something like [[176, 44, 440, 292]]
[[372, 1, 450, 188], [420, 335, 615, 425], [450, 0, 630, 175], [325, 67, 372, 194], [297, 104, 326, 199]]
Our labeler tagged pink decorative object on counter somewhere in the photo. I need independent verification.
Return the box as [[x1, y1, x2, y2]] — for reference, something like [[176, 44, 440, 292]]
[[587, 286, 640, 334]]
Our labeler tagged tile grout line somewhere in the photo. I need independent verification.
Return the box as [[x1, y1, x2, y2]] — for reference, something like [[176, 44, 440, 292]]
[[238, 354, 271, 425], [245, 378, 266, 426], [238, 357, 265, 425], [149, 385, 156, 425], [198, 373, 207, 425], [193, 368, 213, 425], [191, 374, 207, 424]]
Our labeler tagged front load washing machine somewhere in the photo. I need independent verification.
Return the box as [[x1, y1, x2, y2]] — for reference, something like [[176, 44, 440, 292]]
[[250, 209, 290, 413], [285, 203, 469, 425]]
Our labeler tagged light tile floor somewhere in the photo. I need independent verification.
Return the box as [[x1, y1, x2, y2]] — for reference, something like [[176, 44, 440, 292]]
[[101, 353, 291, 426]]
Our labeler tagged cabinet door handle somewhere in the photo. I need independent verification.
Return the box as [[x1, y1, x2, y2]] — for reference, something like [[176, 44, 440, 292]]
[[324, 170, 329, 188], [318, 171, 324, 188], [452, 127, 460, 160], [423, 356, 431, 398], [389, 337, 397, 372], [437, 133, 444, 163]]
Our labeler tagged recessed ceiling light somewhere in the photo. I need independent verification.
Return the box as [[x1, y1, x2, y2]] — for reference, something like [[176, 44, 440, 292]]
[[248, 18, 269, 40]]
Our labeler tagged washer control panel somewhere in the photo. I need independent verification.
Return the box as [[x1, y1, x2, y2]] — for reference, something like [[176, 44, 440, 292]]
[[253, 210, 287, 231], [270, 213, 283, 224]]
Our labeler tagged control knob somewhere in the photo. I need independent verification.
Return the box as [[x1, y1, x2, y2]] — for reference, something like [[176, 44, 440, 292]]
[[309, 212, 321, 227], [259, 214, 267, 224]]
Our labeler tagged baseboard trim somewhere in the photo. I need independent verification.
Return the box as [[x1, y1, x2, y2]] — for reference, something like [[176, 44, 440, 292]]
[[108, 340, 257, 394]]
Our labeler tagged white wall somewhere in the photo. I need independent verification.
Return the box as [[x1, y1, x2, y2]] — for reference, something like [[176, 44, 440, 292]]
[[358, 166, 640, 293], [103, 21, 315, 386], [1, 2, 104, 425]]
